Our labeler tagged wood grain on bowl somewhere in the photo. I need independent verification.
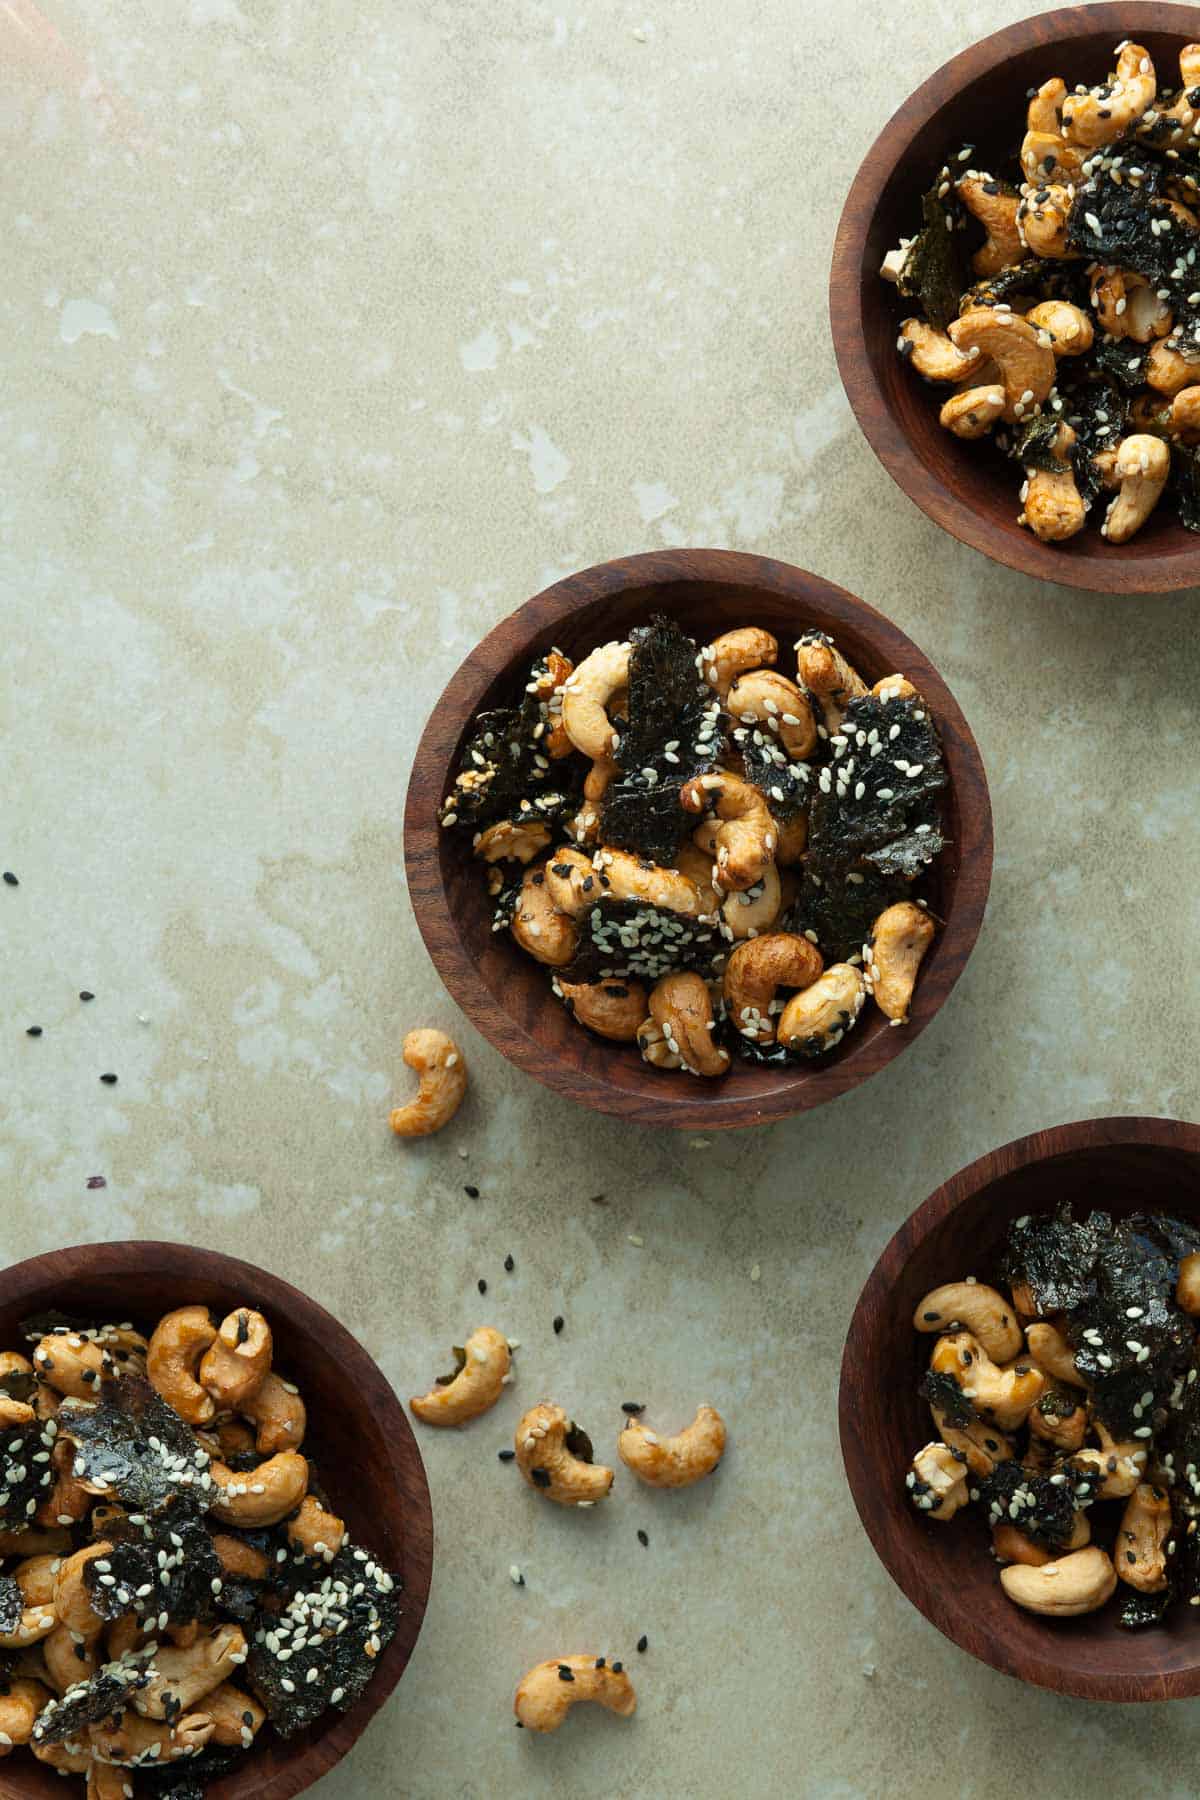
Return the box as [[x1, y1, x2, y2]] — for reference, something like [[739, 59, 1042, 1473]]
[[830, 3, 1200, 593], [0, 1242, 433, 1800], [404, 549, 993, 1131], [840, 1117, 1200, 1701]]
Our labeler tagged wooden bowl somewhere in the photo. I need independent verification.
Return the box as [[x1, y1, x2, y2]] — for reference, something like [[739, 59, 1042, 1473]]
[[830, 3, 1200, 593], [404, 548, 993, 1131], [0, 1241, 433, 1799], [840, 1116, 1200, 1700]]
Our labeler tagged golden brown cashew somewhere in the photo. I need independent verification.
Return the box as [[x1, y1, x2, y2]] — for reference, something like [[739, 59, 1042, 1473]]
[[930, 1405, 1012, 1478], [0, 1678, 50, 1754], [209, 1452, 309, 1528], [1019, 422, 1086, 543], [772, 811, 808, 865], [1116, 1482, 1171, 1592], [1062, 43, 1156, 146], [44, 1622, 98, 1693], [899, 318, 982, 383], [410, 1326, 512, 1427], [554, 977, 647, 1042], [939, 383, 1007, 439], [644, 972, 730, 1079], [721, 865, 785, 941], [1103, 435, 1171, 543], [0, 1351, 33, 1380], [205, 1681, 267, 1749], [1019, 184, 1077, 259], [1020, 78, 1086, 184], [724, 932, 823, 1045], [560, 640, 631, 759], [89, 1712, 215, 1766], [0, 1392, 34, 1429], [51, 1543, 112, 1642], [1147, 340, 1200, 396], [210, 1532, 270, 1584], [908, 1441, 969, 1520], [0, 1528, 70, 1557], [1000, 1546, 1117, 1616], [286, 1494, 347, 1561], [514, 1655, 636, 1733], [1024, 1321, 1084, 1387], [147, 1306, 217, 1426], [794, 635, 869, 734], [956, 175, 1024, 277], [510, 867, 580, 967], [35, 1435, 92, 1528], [241, 1370, 306, 1455], [1090, 267, 1172, 343], [87, 1761, 133, 1800], [14, 1556, 59, 1609], [727, 670, 818, 760], [1177, 1252, 1200, 1313], [868, 901, 936, 1023], [133, 1622, 248, 1720], [700, 627, 778, 699], [930, 1333, 1045, 1431], [994, 1512, 1090, 1566], [31, 1334, 107, 1402], [1072, 1422, 1147, 1499], [948, 309, 1056, 422], [472, 817, 553, 865], [199, 1309, 272, 1410], [515, 1403, 614, 1507], [389, 1028, 467, 1138], [1029, 1388, 1088, 1453], [546, 845, 707, 920], [681, 771, 775, 892], [32, 1738, 91, 1773], [1026, 299, 1094, 358], [0, 1604, 57, 1650], [777, 964, 867, 1057], [872, 674, 918, 703], [619, 1405, 726, 1488], [912, 1283, 1022, 1364], [1170, 386, 1200, 441]]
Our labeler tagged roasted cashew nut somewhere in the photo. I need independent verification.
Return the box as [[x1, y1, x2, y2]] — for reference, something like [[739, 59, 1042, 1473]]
[[1020, 78, 1086, 185], [44, 1622, 98, 1693], [553, 976, 647, 1042], [32, 1334, 108, 1402], [209, 1451, 309, 1528], [939, 383, 1006, 439], [51, 1543, 112, 1642], [31, 1738, 91, 1772], [726, 669, 818, 760], [1062, 43, 1156, 147], [515, 1403, 614, 1507], [286, 1493, 347, 1562], [643, 972, 730, 1079], [929, 1332, 1045, 1431], [88, 1760, 135, 1799], [777, 963, 867, 1058], [1090, 266, 1172, 343], [872, 674, 918, 704], [560, 640, 630, 759], [1000, 1545, 1117, 1616], [1029, 1386, 1088, 1453], [912, 1282, 1022, 1364], [205, 1680, 267, 1749], [1018, 184, 1078, 259], [948, 308, 1056, 422], [147, 1306, 217, 1426], [867, 901, 936, 1023], [390, 1027, 467, 1137], [721, 865, 785, 941], [700, 627, 778, 699], [0, 1678, 51, 1754], [134, 1622, 248, 1720], [35, 1435, 92, 1528], [993, 1511, 1090, 1566], [88, 1712, 215, 1766], [13, 1555, 58, 1609], [1177, 1251, 1200, 1314], [794, 634, 869, 734], [211, 1532, 270, 1583], [0, 1604, 58, 1650], [618, 1404, 726, 1488], [1102, 434, 1171, 543], [546, 845, 707, 919], [410, 1325, 512, 1426], [1170, 386, 1200, 441], [0, 1393, 34, 1429], [0, 1528, 70, 1557], [908, 1441, 969, 1520], [899, 317, 982, 383], [199, 1308, 272, 1410], [240, 1369, 306, 1454], [1071, 1423, 1147, 1500], [1024, 1321, 1084, 1388], [511, 866, 580, 967], [956, 174, 1025, 277], [1026, 299, 1094, 358], [1116, 1482, 1171, 1593], [1018, 422, 1086, 543], [723, 932, 822, 1045], [681, 771, 776, 893], [930, 1405, 1012, 1479], [514, 1655, 635, 1733], [472, 818, 552, 864], [1147, 339, 1200, 396]]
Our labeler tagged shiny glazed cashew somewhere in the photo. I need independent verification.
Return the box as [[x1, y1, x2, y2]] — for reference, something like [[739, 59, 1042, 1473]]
[[286, 1493, 347, 1561], [1103, 435, 1171, 543], [1019, 184, 1077, 259], [1019, 423, 1086, 543], [1177, 1251, 1200, 1313], [0, 1393, 34, 1429], [772, 811, 808, 866], [777, 963, 866, 1057], [44, 1622, 98, 1693], [930, 1405, 1012, 1479], [410, 1325, 512, 1426], [681, 771, 775, 892], [205, 1681, 267, 1749], [1062, 43, 1156, 147], [390, 1028, 468, 1137], [560, 640, 630, 758], [515, 1403, 614, 1507], [199, 1309, 272, 1410], [1024, 1321, 1084, 1387], [1029, 1387, 1088, 1453], [727, 670, 818, 760], [1026, 299, 1094, 357], [644, 972, 730, 1078], [147, 1307, 217, 1425], [721, 865, 785, 941], [514, 1655, 636, 1733], [89, 1713, 215, 1766], [14, 1556, 58, 1609], [908, 1441, 969, 1520], [211, 1532, 270, 1584], [1090, 267, 1172, 343], [0, 1605, 57, 1650], [1000, 1546, 1117, 1616], [939, 383, 1006, 438], [899, 317, 982, 383], [511, 866, 579, 967], [87, 1761, 134, 1800], [31, 1739, 90, 1773], [209, 1451, 309, 1528], [912, 1283, 1022, 1363], [1116, 1482, 1171, 1592], [1072, 1423, 1147, 1499], [618, 1404, 726, 1487], [700, 627, 778, 699], [241, 1370, 306, 1455], [794, 635, 869, 733], [993, 1511, 1089, 1566], [956, 175, 1025, 277], [31, 1335, 107, 1402], [546, 845, 706, 920], [723, 932, 823, 1044], [35, 1435, 91, 1528], [0, 1679, 50, 1754], [134, 1622, 248, 1720], [51, 1543, 112, 1642], [868, 901, 936, 1023], [1020, 78, 1086, 184], [472, 818, 552, 864], [948, 309, 1056, 421], [1147, 340, 1200, 396], [555, 977, 647, 1042], [929, 1332, 1045, 1431]]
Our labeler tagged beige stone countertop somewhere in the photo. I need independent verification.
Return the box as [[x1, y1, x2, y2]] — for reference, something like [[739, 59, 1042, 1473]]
[[5, 0, 1200, 1794]]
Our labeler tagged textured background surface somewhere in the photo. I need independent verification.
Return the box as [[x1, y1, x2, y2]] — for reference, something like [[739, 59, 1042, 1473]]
[[4, 0, 1200, 1794]]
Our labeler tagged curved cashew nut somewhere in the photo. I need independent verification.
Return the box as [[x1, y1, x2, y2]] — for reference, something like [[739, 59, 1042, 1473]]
[[514, 1655, 635, 1733], [1170, 385, 1200, 441], [1103, 435, 1171, 543], [867, 901, 936, 1023], [390, 1028, 467, 1137], [772, 811, 808, 866], [134, 1622, 248, 1720], [240, 1370, 306, 1455], [531, 648, 574, 759], [89, 1712, 215, 1766], [211, 1532, 271, 1584], [912, 1282, 1022, 1364], [1090, 267, 1172, 343], [286, 1493, 347, 1561], [1147, 339, 1200, 396], [546, 845, 707, 919], [560, 640, 630, 759], [515, 1403, 614, 1507], [948, 309, 1055, 422], [44, 1622, 98, 1693], [899, 317, 982, 383], [644, 972, 730, 1078], [956, 175, 1024, 277], [930, 1406, 1012, 1479], [31, 1738, 91, 1772], [568, 756, 617, 847], [1072, 1424, 1147, 1499], [727, 670, 818, 760], [147, 1306, 217, 1425], [872, 674, 918, 704], [1029, 1387, 1088, 1453], [1062, 43, 1156, 147], [0, 1678, 50, 1753], [199, 1309, 272, 1410], [994, 1511, 1090, 1565], [777, 964, 867, 1057], [209, 1451, 309, 1528], [794, 634, 869, 734], [1116, 1482, 1171, 1593], [721, 865, 785, 941], [1026, 299, 1094, 357], [929, 1333, 1045, 1431], [472, 818, 552, 864], [51, 1543, 112, 1642], [681, 771, 775, 892], [35, 1435, 92, 1528], [700, 627, 778, 699], [723, 932, 822, 1044], [205, 1680, 267, 1749], [553, 976, 647, 1042], [14, 1555, 59, 1609], [0, 1604, 58, 1650], [1177, 1251, 1200, 1313], [511, 866, 580, 967], [1024, 1321, 1084, 1387], [939, 384, 1006, 439], [1019, 422, 1086, 544], [1000, 1546, 1117, 1616], [410, 1325, 512, 1426], [1021, 78, 1086, 184], [908, 1441, 969, 1520], [1018, 184, 1078, 259], [618, 1404, 726, 1487], [32, 1334, 107, 1402], [88, 1760, 136, 1799]]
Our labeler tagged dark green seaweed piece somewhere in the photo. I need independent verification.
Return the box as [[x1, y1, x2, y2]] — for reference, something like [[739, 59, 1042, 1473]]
[[1172, 442, 1200, 533], [733, 725, 812, 821], [1068, 1217, 1193, 1440], [1172, 1493, 1200, 1604], [84, 1503, 223, 1630], [65, 1376, 215, 1519], [0, 1369, 36, 1407], [1092, 335, 1150, 393], [439, 655, 565, 832], [918, 1369, 976, 1431], [897, 169, 972, 332], [136, 1747, 249, 1798], [979, 1460, 1093, 1547], [1118, 1587, 1172, 1630], [1068, 161, 1200, 354], [32, 1663, 151, 1746], [248, 1543, 400, 1737], [564, 898, 724, 984], [863, 829, 946, 882], [1164, 1343, 1200, 1488], [787, 862, 906, 967], [0, 1576, 21, 1637], [0, 1415, 55, 1530], [1003, 1204, 1109, 1315], [1008, 412, 1065, 475]]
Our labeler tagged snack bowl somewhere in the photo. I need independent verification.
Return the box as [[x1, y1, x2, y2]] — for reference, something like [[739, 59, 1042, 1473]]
[[830, 2, 1200, 593], [0, 1240, 433, 1799], [404, 548, 992, 1131], [840, 1116, 1200, 1700]]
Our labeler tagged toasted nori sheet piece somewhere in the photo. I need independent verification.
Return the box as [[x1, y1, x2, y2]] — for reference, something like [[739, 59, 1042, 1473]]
[[1164, 1344, 1200, 1486], [1092, 334, 1150, 393], [0, 1575, 21, 1637], [897, 169, 972, 332], [249, 1544, 400, 1738], [1003, 1204, 1110, 1315], [0, 1369, 36, 1407], [19, 1309, 101, 1342], [1070, 1217, 1195, 1439], [1172, 1493, 1200, 1604], [1068, 160, 1200, 353], [85, 1502, 223, 1630], [564, 898, 724, 984], [65, 1376, 214, 1519], [1172, 442, 1200, 533], [32, 1662, 150, 1745], [919, 1369, 976, 1430], [0, 1416, 55, 1530], [1051, 367, 1129, 509], [1008, 411, 1067, 476], [787, 862, 905, 967], [138, 1746, 248, 1797], [979, 1460, 1093, 1547], [733, 725, 811, 821], [1118, 1587, 1172, 1630], [439, 659, 565, 832]]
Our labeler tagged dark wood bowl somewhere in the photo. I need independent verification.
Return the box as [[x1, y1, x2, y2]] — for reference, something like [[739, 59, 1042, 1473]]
[[840, 1116, 1200, 1701], [404, 548, 993, 1130], [0, 1241, 433, 1799], [830, 3, 1200, 594]]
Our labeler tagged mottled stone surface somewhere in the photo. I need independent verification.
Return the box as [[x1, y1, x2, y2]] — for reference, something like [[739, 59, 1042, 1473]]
[[4, 0, 1200, 1794]]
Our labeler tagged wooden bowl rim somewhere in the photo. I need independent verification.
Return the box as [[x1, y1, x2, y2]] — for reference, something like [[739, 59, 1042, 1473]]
[[0, 1240, 433, 1799], [403, 547, 994, 1130], [829, 1, 1200, 595], [840, 1114, 1200, 1701]]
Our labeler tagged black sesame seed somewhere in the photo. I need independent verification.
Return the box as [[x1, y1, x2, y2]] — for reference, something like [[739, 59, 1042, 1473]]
[[1127, 1550, 1137, 1564], [636, 1635, 648, 1653], [504, 1254, 514, 1273], [621, 1402, 645, 1416], [79, 990, 94, 1001], [478, 1278, 487, 1295], [531, 1468, 551, 1488], [100, 1073, 118, 1085], [557, 1665, 574, 1682], [86, 1176, 107, 1190], [2, 872, 17, 887], [637, 1529, 649, 1547], [922, 1311, 939, 1322], [498, 1449, 515, 1462], [553, 1316, 564, 1335], [595, 1655, 605, 1669], [611, 1660, 623, 1674], [515, 1719, 524, 1728], [464, 1184, 480, 1199], [25, 1026, 42, 1038]]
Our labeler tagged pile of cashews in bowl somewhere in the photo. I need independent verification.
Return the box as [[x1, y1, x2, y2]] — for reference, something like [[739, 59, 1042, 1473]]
[[409, 1324, 727, 1731], [437, 615, 948, 1086], [883, 38, 1200, 545], [0, 1304, 398, 1787]]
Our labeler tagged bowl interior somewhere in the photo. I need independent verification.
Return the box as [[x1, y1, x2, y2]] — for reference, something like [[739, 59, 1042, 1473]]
[[838, 5, 1200, 586], [842, 1128, 1200, 1697], [0, 1246, 431, 1800], [409, 554, 992, 1128]]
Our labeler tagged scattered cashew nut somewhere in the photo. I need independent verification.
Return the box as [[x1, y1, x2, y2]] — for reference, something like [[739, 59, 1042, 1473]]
[[514, 1655, 636, 1733], [410, 1326, 512, 1426], [515, 1403, 614, 1507], [390, 1028, 467, 1137], [618, 1404, 726, 1487]]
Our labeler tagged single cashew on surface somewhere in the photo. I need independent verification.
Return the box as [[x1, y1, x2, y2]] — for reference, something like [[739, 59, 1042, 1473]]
[[1019, 422, 1086, 544], [868, 900, 936, 1023], [724, 932, 823, 1044], [930, 1332, 1045, 1431], [644, 972, 730, 1078], [560, 640, 631, 759], [1103, 434, 1171, 544], [912, 1282, 1022, 1364], [1062, 43, 1156, 147], [956, 174, 1025, 277], [700, 627, 778, 699], [1000, 1545, 1117, 1616], [209, 1450, 309, 1528], [514, 1655, 636, 1733], [680, 771, 776, 893], [1116, 1482, 1171, 1593], [948, 309, 1056, 422], [777, 963, 867, 1058], [134, 1622, 248, 1719], [411, 1325, 512, 1426], [390, 1028, 467, 1137], [511, 865, 580, 967], [899, 318, 982, 383], [554, 976, 647, 1042], [199, 1308, 272, 1409], [618, 1404, 726, 1488], [908, 1441, 969, 1520], [515, 1403, 614, 1507], [794, 634, 869, 733], [727, 669, 818, 760]]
